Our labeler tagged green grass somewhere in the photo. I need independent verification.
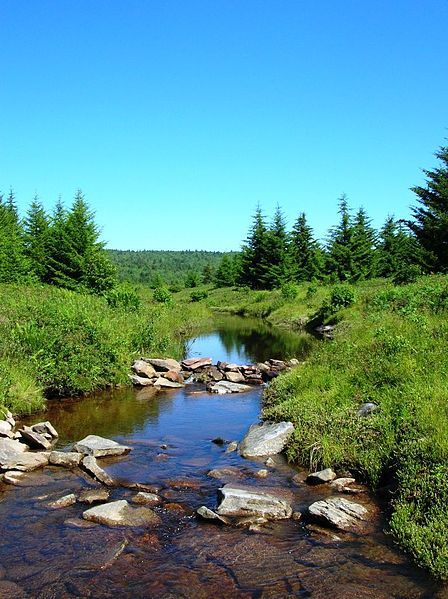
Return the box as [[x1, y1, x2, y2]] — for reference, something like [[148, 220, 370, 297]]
[[0, 283, 209, 415]]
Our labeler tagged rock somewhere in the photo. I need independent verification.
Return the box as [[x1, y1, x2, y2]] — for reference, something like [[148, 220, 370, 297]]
[[74, 434, 131, 457], [256, 362, 270, 373], [0, 580, 29, 598], [1, 451, 49, 472], [145, 358, 182, 372], [17, 427, 51, 450], [287, 358, 300, 367], [329, 477, 356, 492], [306, 468, 337, 485], [292, 511, 302, 521], [64, 517, 98, 529], [236, 515, 268, 528], [82, 456, 115, 486], [212, 437, 226, 445], [132, 359, 157, 379], [263, 370, 279, 381], [48, 493, 77, 509], [226, 441, 238, 453], [217, 485, 292, 520], [207, 467, 241, 479], [129, 375, 155, 387], [357, 402, 379, 417], [3, 409, 15, 428], [3, 471, 27, 485], [224, 371, 246, 384], [31, 421, 58, 438], [132, 492, 161, 505], [265, 457, 276, 467], [162, 370, 184, 384], [308, 497, 368, 531], [197, 506, 230, 524], [78, 488, 110, 504], [206, 366, 224, 381], [245, 374, 264, 385], [269, 359, 287, 370], [255, 469, 268, 478], [49, 451, 83, 468], [222, 363, 240, 372], [239, 421, 294, 458], [0, 420, 13, 438], [83, 500, 161, 527], [154, 377, 184, 389], [208, 381, 253, 394], [181, 357, 213, 370]]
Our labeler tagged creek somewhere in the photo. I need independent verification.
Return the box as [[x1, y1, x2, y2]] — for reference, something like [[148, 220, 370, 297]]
[[0, 316, 442, 598]]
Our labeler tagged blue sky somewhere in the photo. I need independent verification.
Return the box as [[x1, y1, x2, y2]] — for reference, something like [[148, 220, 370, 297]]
[[1, 0, 447, 250]]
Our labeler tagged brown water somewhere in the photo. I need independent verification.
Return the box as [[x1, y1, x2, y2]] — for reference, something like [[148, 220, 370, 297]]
[[0, 317, 444, 598]]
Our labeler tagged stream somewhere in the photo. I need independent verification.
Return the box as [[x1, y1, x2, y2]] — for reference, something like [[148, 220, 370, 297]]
[[0, 316, 443, 598]]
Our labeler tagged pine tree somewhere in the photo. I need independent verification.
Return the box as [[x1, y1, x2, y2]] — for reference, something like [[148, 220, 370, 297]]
[[214, 255, 237, 287], [23, 196, 51, 281], [377, 216, 420, 278], [261, 205, 292, 289], [351, 207, 377, 280], [290, 212, 322, 282], [326, 195, 356, 282], [408, 143, 448, 271], [239, 206, 270, 289], [202, 263, 215, 284], [0, 189, 31, 283]]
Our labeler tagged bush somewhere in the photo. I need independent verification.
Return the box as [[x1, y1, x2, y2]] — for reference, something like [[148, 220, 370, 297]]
[[104, 285, 141, 311], [393, 264, 423, 285], [190, 289, 208, 302], [281, 283, 299, 300], [153, 286, 172, 304]]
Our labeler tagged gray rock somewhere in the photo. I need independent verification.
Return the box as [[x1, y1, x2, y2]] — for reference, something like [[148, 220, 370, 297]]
[[308, 497, 368, 531], [225, 441, 238, 453], [225, 371, 246, 384], [269, 359, 287, 370], [83, 500, 161, 527], [329, 477, 356, 492], [0, 420, 13, 438], [31, 421, 58, 438], [197, 505, 230, 524], [48, 493, 77, 509], [255, 469, 269, 478], [132, 359, 157, 379], [17, 427, 51, 450], [357, 402, 379, 417], [208, 381, 253, 394], [145, 358, 182, 372], [235, 515, 268, 528], [306, 468, 337, 485], [1, 451, 49, 472], [216, 485, 292, 520], [49, 451, 83, 468], [4, 410, 15, 428], [265, 457, 276, 467], [129, 374, 155, 387], [78, 488, 110, 504], [182, 357, 213, 370], [82, 456, 115, 486], [3, 471, 27, 485], [153, 377, 184, 389], [239, 421, 294, 458], [0, 438, 28, 468], [207, 467, 241, 479], [132, 491, 161, 505], [74, 434, 131, 457], [287, 358, 300, 367], [207, 366, 224, 381], [64, 517, 98, 529]]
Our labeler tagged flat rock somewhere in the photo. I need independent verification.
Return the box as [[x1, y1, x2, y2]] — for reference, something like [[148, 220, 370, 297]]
[[330, 477, 356, 492], [308, 497, 368, 531], [162, 370, 184, 384], [1, 451, 49, 472], [197, 505, 230, 524], [225, 371, 246, 384], [129, 374, 155, 387], [208, 381, 253, 394], [78, 488, 110, 504], [182, 357, 212, 370], [132, 359, 157, 379], [83, 499, 161, 527], [17, 427, 51, 450], [49, 451, 83, 468], [64, 517, 98, 529], [207, 467, 242, 479], [154, 377, 184, 389], [82, 456, 115, 486], [206, 366, 224, 381], [216, 485, 292, 520], [239, 421, 294, 458], [226, 441, 238, 453], [31, 421, 58, 438], [3, 471, 28, 485], [132, 491, 161, 505], [145, 358, 182, 372], [48, 493, 77, 509], [0, 420, 13, 438], [74, 434, 131, 457], [307, 468, 337, 485]]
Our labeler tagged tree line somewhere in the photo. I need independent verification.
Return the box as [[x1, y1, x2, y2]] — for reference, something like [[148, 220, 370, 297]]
[[214, 141, 448, 289]]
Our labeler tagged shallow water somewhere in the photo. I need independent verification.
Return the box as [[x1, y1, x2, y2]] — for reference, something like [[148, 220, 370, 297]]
[[0, 316, 444, 598]]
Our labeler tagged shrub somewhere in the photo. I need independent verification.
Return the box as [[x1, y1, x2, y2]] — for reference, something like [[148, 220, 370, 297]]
[[190, 289, 208, 302], [153, 286, 172, 304], [104, 285, 141, 311], [281, 282, 299, 300]]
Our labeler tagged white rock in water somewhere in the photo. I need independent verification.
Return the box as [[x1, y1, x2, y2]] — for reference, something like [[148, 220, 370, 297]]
[[0, 438, 29, 468], [74, 435, 131, 457], [208, 381, 253, 394], [308, 497, 368, 531], [306, 468, 337, 485], [1, 451, 50, 472], [216, 485, 292, 520], [83, 500, 161, 527], [82, 456, 115, 486], [239, 421, 294, 458], [153, 377, 184, 389], [48, 493, 77, 509]]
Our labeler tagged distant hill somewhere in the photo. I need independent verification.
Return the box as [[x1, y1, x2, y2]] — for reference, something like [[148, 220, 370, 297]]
[[107, 249, 236, 286]]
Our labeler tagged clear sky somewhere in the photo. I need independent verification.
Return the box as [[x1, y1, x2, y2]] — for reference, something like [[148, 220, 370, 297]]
[[1, 0, 447, 250]]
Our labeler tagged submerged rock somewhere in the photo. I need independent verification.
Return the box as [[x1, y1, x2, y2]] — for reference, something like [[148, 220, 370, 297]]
[[216, 485, 292, 520], [239, 421, 294, 458], [82, 456, 115, 486], [132, 492, 161, 505], [208, 381, 252, 394], [48, 493, 77, 509], [78, 488, 110, 504], [306, 468, 337, 485], [49, 451, 83, 468], [74, 435, 131, 457], [197, 506, 230, 524], [2, 471, 28, 485], [308, 497, 368, 531], [153, 377, 184, 389], [83, 500, 161, 527], [329, 477, 357, 492]]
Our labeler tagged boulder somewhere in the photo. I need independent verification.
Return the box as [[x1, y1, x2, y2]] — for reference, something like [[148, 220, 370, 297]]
[[48, 493, 77, 509], [1, 451, 49, 472], [269, 359, 287, 370], [129, 375, 155, 387], [17, 427, 52, 450], [225, 371, 246, 384], [154, 377, 184, 389], [82, 456, 115, 486], [239, 421, 294, 458], [208, 381, 253, 394], [1, 409, 15, 428], [357, 402, 379, 417], [145, 358, 182, 372], [31, 421, 58, 438], [306, 468, 337, 485], [226, 441, 238, 453], [181, 357, 212, 370], [83, 500, 161, 527], [222, 363, 241, 372], [49, 451, 83, 468], [132, 492, 161, 505], [3, 471, 27, 485], [197, 506, 230, 524], [74, 434, 131, 457], [308, 497, 368, 531], [245, 374, 264, 385], [216, 485, 292, 520], [132, 359, 157, 379], [329, 477, 356, 492], [0, 438, 28, 467], [0, 421, 13, 438], [162, 370, 184, 384], [78, 488, 110, 504], [287, 358, 300, 367], [206, 366, 224, 381]]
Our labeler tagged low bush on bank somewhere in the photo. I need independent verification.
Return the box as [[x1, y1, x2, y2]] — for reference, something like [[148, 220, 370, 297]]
[[263, 274, 448, 579], [0, 283, 207, 415]]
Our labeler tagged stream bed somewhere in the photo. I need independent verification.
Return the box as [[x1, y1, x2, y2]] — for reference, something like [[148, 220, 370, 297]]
[[0, 317, 443, 598]]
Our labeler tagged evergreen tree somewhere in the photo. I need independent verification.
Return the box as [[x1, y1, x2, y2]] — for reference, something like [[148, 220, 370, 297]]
[[326, 195, 356, 281], [239, 206, 270, 289], [290, 212, 322, 282], [351, 207, 377, 280], [377, 216, 420, 278], [0, 189, 30, 283], [407, 143, 448, 272], [214, 255, 237, 287], [202, 263, 215, 284], [261, 205, 292, 289], [23, 196, 51, 281]]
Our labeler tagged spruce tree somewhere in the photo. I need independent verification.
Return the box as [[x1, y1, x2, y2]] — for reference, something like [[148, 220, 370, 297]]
[[23, 196, 51, 281], [261, 205, 292, 289], [351, 207, 377, 280], [239, 206, 270, 289], [326, 195, 356, 282], [214, 255, 237, 287], [408, 143, 448, 271], [377, 216, 420, 278], [290, 212, 322, 282], [0, 189, 31, 283]]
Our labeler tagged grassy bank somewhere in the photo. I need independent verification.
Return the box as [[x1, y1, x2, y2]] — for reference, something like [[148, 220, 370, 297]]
[[257, 275, 448, 580], [0, 283, 210, 415]]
